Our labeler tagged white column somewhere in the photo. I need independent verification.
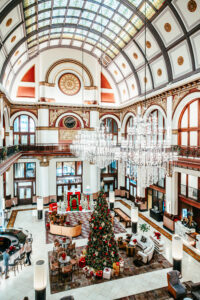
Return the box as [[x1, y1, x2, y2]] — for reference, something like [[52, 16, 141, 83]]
[[118, 161, 124, 188], [166, 172, 178, 215], [83, 161, 100, 194], [0, 175, 3, 210], [166, 95, 173, 145], [90, 110, 99, 128], [87, 110, 100, 193], [0, 96, 3, 147], [6, 166, 13, 198], [37, 164, 49, 204]]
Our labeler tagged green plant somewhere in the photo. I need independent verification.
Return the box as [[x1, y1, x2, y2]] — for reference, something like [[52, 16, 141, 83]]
[[139, 223, 150, 233]]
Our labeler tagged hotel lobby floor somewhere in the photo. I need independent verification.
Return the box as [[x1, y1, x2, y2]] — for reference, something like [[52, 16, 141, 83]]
[[0, 204, 200, 300]]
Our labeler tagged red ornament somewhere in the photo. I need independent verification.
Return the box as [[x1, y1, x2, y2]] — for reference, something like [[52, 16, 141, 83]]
[[99, 226, 102, 230], [106, 253, 108, 255], [109, 244, 111, 247], [105, 240, 107, 243]]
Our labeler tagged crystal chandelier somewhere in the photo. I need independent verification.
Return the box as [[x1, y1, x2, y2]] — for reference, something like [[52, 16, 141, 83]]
[[119, 109, 177, 190], [70, 125, 117, 169]]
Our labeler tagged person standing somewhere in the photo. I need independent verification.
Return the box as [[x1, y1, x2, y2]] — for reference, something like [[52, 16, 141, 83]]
[[3, 249, 10, 279], [24, 240, 32, 266]]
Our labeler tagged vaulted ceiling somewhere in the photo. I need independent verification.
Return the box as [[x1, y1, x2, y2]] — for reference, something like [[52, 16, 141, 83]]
[[0, 0, 200, 102]]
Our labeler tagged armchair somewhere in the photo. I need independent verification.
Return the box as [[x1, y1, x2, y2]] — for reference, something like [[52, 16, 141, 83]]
[[191, 282, 200, 300], [167, 270, 186, 299], [137, 244, 154, 264]]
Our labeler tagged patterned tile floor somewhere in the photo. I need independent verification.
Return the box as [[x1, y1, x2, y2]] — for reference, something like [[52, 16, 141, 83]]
[[45, 211, 127, 244]]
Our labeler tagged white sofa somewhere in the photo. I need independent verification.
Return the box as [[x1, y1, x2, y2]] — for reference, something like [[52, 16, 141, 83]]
[[130, 234, 155, 264]]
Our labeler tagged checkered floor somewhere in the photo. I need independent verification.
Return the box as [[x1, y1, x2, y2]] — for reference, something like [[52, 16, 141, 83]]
[[45, 211, 127, 244]]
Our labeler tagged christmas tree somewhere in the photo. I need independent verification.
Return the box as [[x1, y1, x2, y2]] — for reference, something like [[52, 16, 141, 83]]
[[85, 190, 119, 270]]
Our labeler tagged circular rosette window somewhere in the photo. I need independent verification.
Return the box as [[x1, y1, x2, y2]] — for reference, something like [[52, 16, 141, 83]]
[[64, 116, 77, 129], [58, 73, 81, 96]]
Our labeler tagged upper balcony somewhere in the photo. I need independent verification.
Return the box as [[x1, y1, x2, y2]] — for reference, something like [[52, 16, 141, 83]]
[[0, 144, 73, 175]]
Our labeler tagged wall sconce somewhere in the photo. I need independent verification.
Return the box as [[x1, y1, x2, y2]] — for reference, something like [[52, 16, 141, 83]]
[[131, 206, 138, 234], [34, 259, 47, 300], [172, 235, 183, 273]]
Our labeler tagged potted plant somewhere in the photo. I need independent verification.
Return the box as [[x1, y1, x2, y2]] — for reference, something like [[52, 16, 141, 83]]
[[139, 223, 150, 233]]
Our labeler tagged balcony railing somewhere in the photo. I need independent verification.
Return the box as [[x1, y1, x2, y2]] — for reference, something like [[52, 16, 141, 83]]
[[180, 184, 200, 202], [177, 146, 200, 158], [0, 145, 20, 163], [0, 143, 73, 163]]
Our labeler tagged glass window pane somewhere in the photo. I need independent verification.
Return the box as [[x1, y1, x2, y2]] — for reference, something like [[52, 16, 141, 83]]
[[26, 163, 35, 178], [15, 163, 24, 178], [57, 186, 63, 196], [181, 132, 187, 146], [14, 118, 19, 132], [56, 162, 62, 176], [20, 115, 29, 132], [77, 162, 82, 175], [181, 173, 186, 185], [113, 121, 118, 133], [188, 175, 198, 189], [30, 118, 35, 132], [19, 188, 25, 199], [26, 188, 31, 199], [30, 135, 35, 144], [181, 109, 188, 128], [14, 135, 19, 145], [63, 162, 75, 175], [21, 135, 28, 145], [189, 101, 198, 127], [190, 131, 197, 146]]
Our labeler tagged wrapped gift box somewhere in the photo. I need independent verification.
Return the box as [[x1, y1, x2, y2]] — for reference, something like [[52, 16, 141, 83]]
[[96, 270, 103, 279], [79, 257, 86, 268], [113, 262, 120, 276], [103, 267, 111, 280]]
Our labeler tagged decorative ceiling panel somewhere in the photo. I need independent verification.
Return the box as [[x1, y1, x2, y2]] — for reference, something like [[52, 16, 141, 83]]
[[126, 74, 138, 98], [153, 7, 183, 47], [0, 0, 12, 13], [173, 0, 200, 31], [135, 29, 161, 60], [124, 41, 145, 69], [0, 5, 22, 41], [118, 81, 129, 102], [190, 30, 200, 69], [10, 43, 27, 66], [168, 41, 192, 79], [137, 67, 152, 93], [4, 24, 24, 54], [108, 62, 124, 83], [150, 56, 168, 88], [115, 54, 132, 77]]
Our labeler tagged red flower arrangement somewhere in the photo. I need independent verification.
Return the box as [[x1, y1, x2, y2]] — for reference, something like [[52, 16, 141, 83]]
[[154, 232, 161, 240], [133, 239, 137, 244], [61, 252, 66, 260], [9, 246, 16, 251]]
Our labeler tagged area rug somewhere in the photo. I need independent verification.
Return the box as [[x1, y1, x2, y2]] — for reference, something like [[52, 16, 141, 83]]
[[45, 211, 126, 244], [48, 246, 172, 294], [114, 281, 193, 300]]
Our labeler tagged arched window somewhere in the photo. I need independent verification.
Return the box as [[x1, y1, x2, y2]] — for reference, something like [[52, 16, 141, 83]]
[[13, 115, 35, 145], [178, 99, 200, 147], [101, 117, 118, 142], [148, 109, 166, 142], [125, 116, 135, 141]]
